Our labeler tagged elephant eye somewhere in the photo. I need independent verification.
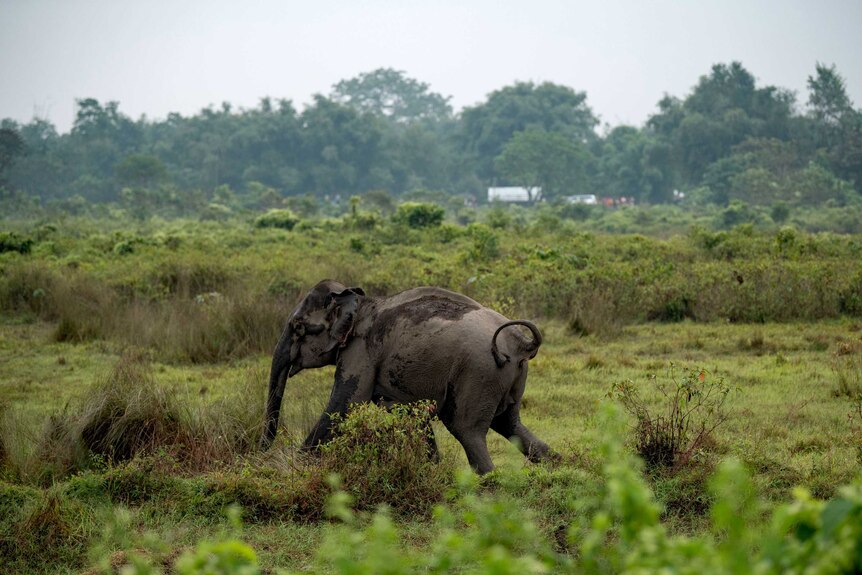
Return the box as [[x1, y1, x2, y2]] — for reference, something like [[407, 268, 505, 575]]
[[305, 323, 326, 336], [291, 320, 306, 337]]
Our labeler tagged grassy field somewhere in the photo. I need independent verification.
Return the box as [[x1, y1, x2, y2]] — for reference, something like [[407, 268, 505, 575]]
[[1, 215, 861, 573]]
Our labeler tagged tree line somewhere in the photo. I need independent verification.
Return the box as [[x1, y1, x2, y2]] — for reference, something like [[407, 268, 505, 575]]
[[1, 62, 860, 216]]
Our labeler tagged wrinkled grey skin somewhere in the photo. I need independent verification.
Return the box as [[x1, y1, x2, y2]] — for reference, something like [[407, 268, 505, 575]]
[[261, 279, 552, 474]]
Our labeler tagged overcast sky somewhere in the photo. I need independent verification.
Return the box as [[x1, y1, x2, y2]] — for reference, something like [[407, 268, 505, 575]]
[[2, 0, 860, 133]]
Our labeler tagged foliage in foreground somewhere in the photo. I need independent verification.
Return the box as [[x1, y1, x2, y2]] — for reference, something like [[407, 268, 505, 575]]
[[82, 404, 862, 575], [0, 393, 458, 572]]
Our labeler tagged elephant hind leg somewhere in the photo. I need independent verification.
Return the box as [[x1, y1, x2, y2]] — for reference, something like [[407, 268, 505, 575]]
[[491, 407, 551, 463]]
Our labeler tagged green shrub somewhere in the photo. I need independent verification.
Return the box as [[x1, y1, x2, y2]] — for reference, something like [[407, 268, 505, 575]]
[[559, 202, 593, 221], [307, 404, 862, 574], [201, 202, 233, 221], [839, 270, 862, 316], [175, 539, 260, 575], [347, 210, 382, 231], [112, 239, 136, 255], [253, 208, 300, 230], [52, 274, 118, 342], [466, 223, 500, 261], [609, 367, 734, 469], [393, 202, 445, 229], [3, 353, 266, 484], [0, 487, 92, 572], [0, 262, 57, 315], [320, 402, 454, 516], [41, 401, 862, 574], [0, 231, 33, 254], [485, 204, 513, 229], [720, 200, 756, 228], [565, 283, 632, 338]]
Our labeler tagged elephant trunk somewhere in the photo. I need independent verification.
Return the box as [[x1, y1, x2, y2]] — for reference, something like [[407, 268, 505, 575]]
[[261, 324, 292, 449]]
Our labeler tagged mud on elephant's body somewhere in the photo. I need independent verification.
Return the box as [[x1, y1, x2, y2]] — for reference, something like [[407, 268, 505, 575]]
[[261, 280, 553, 474]]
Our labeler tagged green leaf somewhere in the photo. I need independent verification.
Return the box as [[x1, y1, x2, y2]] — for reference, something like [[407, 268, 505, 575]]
[[820, 497, 856, 536]]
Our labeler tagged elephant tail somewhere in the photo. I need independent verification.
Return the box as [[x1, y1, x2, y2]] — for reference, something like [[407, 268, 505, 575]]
[[491, 320, 542, 368]]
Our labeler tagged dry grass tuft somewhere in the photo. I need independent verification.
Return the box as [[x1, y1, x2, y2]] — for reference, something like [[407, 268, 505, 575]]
[[1, 353, 268, 484], [77, 351, 183, 462]]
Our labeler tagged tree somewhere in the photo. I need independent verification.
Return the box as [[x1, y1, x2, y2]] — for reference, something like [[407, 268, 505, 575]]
[[701, 137, 849, 206], [72, 98, 141, 151], [0, 127, 25, 187], [645, 62, 795, 188], [331, 68, 452, 124], [808, 63, 853, 126], [298, 96, 388, 196], [115, 154, 167, 188], [1, 117, 70, 200], [806, 63, 862, 190], [381, 122, 457, 192], [461, 82, 599, 180], [68, 99, 144, 201], [494, 129, 587, 202]]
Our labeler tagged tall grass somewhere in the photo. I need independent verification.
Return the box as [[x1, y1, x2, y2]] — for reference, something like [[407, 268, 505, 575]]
[[0, 353, 266, 485], [4, 225, 860, 361], [0, 261, 292, 362], [117, 295, 289, 363]]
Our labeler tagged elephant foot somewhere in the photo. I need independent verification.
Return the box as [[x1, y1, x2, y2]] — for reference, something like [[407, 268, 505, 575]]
[[525, 441, 552, 463]]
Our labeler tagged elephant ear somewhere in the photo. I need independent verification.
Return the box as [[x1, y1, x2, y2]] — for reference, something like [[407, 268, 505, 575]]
[[326, 287, 365, 351]]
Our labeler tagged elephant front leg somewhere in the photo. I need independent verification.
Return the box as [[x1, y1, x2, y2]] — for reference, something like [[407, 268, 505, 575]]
[[302, 358, 374, 450]]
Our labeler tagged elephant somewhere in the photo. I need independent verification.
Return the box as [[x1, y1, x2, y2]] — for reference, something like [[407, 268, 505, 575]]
[[261, 279, 553, 474]]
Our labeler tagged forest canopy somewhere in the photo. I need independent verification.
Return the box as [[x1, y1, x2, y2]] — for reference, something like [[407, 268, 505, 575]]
[[1, 63, 860, 217]]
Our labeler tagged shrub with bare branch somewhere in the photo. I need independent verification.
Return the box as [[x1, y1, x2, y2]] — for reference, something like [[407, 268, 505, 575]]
[[609, 365, 736, 469]]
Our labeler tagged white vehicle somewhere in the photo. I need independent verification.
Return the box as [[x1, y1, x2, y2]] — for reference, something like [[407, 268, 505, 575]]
[[564, 194, 597, 205], [488, 186, 539, 203]]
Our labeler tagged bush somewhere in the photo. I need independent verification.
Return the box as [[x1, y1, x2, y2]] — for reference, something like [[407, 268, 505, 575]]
[[485, 205, 513, 229], [253, 208, 300, 230], [0, 231, 33, 254], [201, 202, 233, 221], [319, 402, 454, 516], [52, 274, 118, 342], [0, 263, 58, 316], [466, 223, 500, 261], [0, 488, 92, 571], [720, 200, 755, 228], [303, 404, 862, 574], [393, 202, 445, 229], [609, 366, 734, 469], [565, 281, 635, 338]]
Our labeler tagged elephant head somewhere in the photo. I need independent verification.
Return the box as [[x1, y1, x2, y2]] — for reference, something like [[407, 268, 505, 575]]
[[261, 280, 365, 448]]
